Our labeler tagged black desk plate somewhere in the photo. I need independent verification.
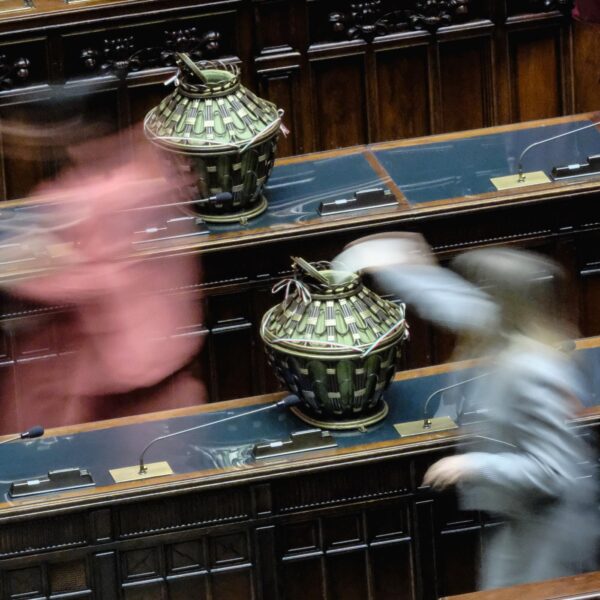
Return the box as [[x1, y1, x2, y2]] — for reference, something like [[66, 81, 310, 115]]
[[9, 468, 95, 498], [253, 429, 337, 459]]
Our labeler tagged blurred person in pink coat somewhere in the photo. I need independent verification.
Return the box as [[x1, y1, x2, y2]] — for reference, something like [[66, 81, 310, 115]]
[[0, 134, 206, 434], [573, 0, 600, 23]]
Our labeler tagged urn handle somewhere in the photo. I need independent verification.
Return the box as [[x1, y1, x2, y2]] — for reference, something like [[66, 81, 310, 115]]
[[291, 256, 331, 285], [176, 52, 208, 84]]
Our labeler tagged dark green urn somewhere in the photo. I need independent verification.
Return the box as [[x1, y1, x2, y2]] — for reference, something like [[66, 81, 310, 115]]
[[261, 258, 409, 429], [144, 54, 282, 223]]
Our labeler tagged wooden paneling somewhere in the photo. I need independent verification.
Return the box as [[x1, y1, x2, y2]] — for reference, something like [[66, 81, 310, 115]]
[[439, 37, 492, 132], [282, 556, 324, 600], [256, 65, 302, 156], [310, 53, 368, 149], [437, 527, 482, 596], [374, 44, 431, 141], [128, 79, 173, 126], [371, 541, 415, 600], [509, 27, 562, 121], [0, 0, 596, 196], [0, 100, 53, 200], [572, 20, 600, 113], [253, 0, 297, 53]]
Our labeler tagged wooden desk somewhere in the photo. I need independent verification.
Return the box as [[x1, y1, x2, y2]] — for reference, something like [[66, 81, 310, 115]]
[[1, 114, 600, 408], [443, 571, 600, 600], [0, 336, 598, 599]]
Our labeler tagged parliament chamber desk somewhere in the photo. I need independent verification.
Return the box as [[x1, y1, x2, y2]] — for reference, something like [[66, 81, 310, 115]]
[[0, 336, 599, 600], [1, 113, 600, 409], [443, 571, 600, 600]]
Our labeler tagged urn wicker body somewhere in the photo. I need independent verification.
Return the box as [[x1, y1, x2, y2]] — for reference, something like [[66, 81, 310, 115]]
[[144, 56, 282, 223], [261, 259, 408, 429]]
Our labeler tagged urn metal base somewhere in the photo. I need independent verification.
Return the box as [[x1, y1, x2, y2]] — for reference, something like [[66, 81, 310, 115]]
[[290, 400, 389, 431], [197, 194, 268, 224]]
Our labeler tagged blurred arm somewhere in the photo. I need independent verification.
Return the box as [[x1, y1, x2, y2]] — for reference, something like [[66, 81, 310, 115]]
[[460, 368, 585, 516]]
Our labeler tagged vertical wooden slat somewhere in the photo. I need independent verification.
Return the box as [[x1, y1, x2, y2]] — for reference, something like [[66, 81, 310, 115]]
[[374, 44, 431, 141], [309, 54, 368, 150], [93, 551, 120, 600], [255, 525, 279, 600]]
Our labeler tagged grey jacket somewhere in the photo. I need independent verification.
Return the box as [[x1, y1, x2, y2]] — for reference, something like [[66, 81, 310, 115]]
[[458, 337, 598, 590]]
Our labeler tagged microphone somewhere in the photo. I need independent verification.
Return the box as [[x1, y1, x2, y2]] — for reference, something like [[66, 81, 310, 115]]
[[137, 396, 301, 474], [517, 119, 600, 182], [0, 425, 44, 446], [195, 192, 233, 206], [422, 372, 491, 429]]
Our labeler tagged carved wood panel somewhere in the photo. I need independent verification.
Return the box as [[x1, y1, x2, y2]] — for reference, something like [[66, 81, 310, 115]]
[[0, 0, 595, 199], [256, 65, 303, 156], [572, 20, 600, 113], [508, 25, 565, 121], [310, 53, 369, 149], [439, 36, 494, 132], [374, 44, 431, 141]]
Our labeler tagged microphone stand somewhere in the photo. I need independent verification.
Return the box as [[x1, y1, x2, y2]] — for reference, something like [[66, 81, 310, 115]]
[[138, 397, 301, 474], [395, 371, 491, 437], [422, 372, 491, 429], [517, 119, 600, 182]]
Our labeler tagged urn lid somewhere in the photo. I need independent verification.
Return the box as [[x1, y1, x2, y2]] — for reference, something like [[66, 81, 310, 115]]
[[144, 54, 281, 154], [261, 257, 408, 358]]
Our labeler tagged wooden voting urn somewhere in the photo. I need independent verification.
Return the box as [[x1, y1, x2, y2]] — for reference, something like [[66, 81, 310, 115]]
[[261, 258, 408, 429], [144, 54, 282, 223]]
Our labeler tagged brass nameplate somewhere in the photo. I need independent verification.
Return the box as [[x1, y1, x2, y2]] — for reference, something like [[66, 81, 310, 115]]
[[491, 171, 551, 190], [394, 416, 458, 438], [109, 461, 173, 483]]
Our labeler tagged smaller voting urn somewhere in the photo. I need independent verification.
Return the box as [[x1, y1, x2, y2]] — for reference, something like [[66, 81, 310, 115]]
[[261, 257, 408, 429], [144, 53, 282, 223]]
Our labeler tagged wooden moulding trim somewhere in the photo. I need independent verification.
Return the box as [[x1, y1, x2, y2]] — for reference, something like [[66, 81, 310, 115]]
[[504, 11, 568, 29], [275, 145, 365, 166], [369, 111, 600, 150], [363, 149, 410, 208], [306, 40, 367, 57], [434, 19, 496, 41], [371, 30, 430, 48], [441, 570, 600, 600]]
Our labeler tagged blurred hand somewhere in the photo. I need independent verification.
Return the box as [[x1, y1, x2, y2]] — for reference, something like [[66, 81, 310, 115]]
[[332, 232, 434, 275], [423, 455, 475, 490]]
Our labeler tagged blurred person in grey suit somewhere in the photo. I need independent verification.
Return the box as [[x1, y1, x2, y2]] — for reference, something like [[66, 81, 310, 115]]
[[335, 237, 598, 590]]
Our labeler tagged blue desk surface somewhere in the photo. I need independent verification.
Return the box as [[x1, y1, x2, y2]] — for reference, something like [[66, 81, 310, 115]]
[[1, 345, 598, 504], [202, 117, 600, 234], [373, 120, 600, 205]]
